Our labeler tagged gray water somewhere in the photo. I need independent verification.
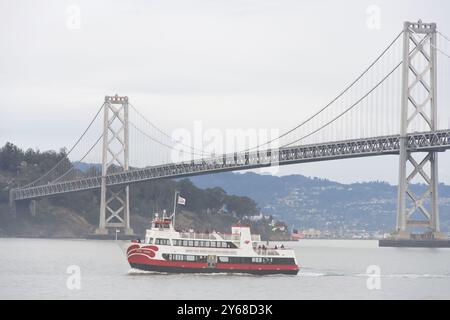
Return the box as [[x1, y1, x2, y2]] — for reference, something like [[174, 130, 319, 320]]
[[0, 238, 449, 300]]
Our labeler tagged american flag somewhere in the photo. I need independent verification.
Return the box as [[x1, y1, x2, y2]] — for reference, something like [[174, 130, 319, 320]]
[[177, 195, 186, 205]]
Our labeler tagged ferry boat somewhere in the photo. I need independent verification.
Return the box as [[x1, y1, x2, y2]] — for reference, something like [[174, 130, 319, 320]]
[[126, 213, 299, 275]]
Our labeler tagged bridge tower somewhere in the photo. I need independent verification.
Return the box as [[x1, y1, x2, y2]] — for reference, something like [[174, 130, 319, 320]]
[[396, 20, 444, 239], [95, 95, 134, 236]]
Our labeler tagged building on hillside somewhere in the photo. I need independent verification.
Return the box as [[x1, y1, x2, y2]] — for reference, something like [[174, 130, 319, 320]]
[[303, 228, 322, 238], [272, 222, 287, 232], [244, 212, 265, 221]]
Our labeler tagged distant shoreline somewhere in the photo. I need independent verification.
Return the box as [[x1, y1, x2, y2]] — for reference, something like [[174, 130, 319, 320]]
[[0, 235, 382, 241]]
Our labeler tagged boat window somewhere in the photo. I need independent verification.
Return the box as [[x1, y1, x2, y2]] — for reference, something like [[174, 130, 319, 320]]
[[210, 241, 216, 247], [188, 240, 194, 247], [146, 237, 153, 244], [252, 257, 263, 263], [194, 241, 199, 247], [218, 257, 229, 263], [182, 240, 188, 246], [155, 238, 169, 245], [221, 242, 227, 248], [186, 255, 195, 262], [205, 241, 210, 247]]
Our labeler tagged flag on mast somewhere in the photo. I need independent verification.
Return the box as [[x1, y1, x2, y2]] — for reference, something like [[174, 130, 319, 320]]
[[177, 195, 186, 205]]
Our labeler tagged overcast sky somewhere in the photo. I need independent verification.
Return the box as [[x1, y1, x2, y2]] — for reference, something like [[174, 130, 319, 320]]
[[1, 0, 450, 184]]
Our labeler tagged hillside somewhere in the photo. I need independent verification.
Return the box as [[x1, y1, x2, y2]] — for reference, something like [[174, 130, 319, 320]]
[[4, 141, 449, 239], [190, 172, 450, 235], [0, 143, 289, 240]]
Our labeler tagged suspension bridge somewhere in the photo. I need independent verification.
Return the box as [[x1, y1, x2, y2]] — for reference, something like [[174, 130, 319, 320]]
[[9, 21, 450, 241]]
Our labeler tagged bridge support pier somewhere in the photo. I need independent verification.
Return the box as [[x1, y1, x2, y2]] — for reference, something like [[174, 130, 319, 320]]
[[13, 199, 37, 217], [94, 95, 134, 237], [395, 21, 444, 240]]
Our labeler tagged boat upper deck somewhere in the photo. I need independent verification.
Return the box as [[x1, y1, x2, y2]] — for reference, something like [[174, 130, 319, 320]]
[[176, 231, 260, 242]]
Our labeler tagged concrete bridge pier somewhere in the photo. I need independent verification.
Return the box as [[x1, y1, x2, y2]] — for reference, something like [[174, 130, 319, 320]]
[[11, 199, 37, 217]]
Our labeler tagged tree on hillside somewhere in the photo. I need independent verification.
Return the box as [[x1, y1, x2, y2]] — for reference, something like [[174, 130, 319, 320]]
[[204, 187, 227, 211], [224, 195, 259, 217], [0, 142, 23, 172], [0, 143, 261, 226]]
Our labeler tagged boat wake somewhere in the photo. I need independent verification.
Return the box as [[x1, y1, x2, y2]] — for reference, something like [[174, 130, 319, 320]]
[[299, 267, 450, 279], [127, 267, 449, 279], [298, 271, 327, 277], [359, 273, 450, 279], [127, 268, 162, 275]]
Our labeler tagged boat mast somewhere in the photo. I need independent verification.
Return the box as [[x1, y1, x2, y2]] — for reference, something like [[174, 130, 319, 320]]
[[172, 190, 180, 227]]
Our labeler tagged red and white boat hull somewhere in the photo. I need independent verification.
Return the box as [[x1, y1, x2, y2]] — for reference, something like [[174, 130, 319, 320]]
[[127, 243, 299, 275]]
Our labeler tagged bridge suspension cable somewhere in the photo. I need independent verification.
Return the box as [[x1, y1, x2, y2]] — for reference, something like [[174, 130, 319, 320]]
[[50, 134, 103, 183], [280, 61, 403, 148], [129, 103, 207, 155], [123, 30, 405, 160], [281, 25, 450, 147], [408, 28, 450, 59], [439, 31, 450, 41], [128, 121, 205, 157], [23, 104, 104, 188], [19, 25, 450, 191], [234, 30, 404, 153]]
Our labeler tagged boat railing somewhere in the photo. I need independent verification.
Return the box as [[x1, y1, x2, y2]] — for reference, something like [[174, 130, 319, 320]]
[[178, 232, 217, 240], [254, 248, 280, 256], [217, 233, 241, 241], [217, 234, 260, 241], [177, 232, 260, 242]]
